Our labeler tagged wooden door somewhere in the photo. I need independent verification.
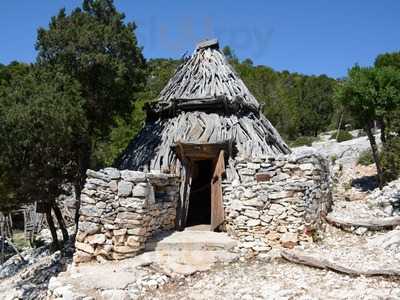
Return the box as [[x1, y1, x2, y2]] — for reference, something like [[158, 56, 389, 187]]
[[177, 159, 192, 230], [210, 150, 225, 231]]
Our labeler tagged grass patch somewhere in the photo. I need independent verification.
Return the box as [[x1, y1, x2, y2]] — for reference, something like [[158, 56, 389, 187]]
[[331, 130, 353, 142], [288, 136, 318, 147], [11, 230, 30, 250], [358, 150, 374, 166]]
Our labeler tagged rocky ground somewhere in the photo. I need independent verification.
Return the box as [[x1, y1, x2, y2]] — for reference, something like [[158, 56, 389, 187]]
[[0, 246, 70, 300], [148, 257, 400, 300]]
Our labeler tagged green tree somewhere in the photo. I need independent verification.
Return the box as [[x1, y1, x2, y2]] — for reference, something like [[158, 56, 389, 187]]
[[0, 66, 87, 248], [374, 51, 400, 181], [336, 65, 400, 187], [93, 58, 181, 166], [375, 52, 400, 69], [35, 0, 146, 224]]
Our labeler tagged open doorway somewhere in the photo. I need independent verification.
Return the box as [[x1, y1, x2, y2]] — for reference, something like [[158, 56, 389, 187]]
[[186, 160, 213, 227], [174, 142, 228, 231]]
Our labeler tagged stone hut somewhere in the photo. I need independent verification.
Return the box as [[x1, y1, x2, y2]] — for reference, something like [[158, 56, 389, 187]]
[[75, 39, 331, 262]]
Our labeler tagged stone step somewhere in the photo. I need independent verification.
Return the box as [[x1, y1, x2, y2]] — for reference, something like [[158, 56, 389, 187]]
[[145, 230, 237, 252]]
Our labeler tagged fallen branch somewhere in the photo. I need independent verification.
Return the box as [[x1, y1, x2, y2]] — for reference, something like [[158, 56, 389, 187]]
[[5, 237, 26, 263], [368, 230, 400, 249], [325, 214, 400, 230], [281, 249, 400, 276]]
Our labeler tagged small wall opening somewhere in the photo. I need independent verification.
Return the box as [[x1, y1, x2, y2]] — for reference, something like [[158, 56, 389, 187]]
[[186, 159, 213, 227]]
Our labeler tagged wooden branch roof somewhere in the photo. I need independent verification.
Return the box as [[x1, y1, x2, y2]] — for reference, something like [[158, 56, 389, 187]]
[[117, 39, 291, 172], [150, 39, 261, 116]]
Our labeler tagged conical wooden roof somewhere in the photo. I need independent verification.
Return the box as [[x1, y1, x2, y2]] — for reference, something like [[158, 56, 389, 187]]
[[151, 39, 260, 116], [118, 39, 290, 172]]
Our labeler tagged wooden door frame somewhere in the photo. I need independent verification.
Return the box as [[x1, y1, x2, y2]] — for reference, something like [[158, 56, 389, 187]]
[[173, 141, 229, 230]]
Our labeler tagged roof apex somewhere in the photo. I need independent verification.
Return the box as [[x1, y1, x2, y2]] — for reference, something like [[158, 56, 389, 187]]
[[195, 38, 219, 50]]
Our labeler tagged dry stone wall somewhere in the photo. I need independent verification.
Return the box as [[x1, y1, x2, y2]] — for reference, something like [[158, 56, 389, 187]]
[[74, 149, 332, 262], [74, 168, 179, 263], [222, 149, 332, 253]]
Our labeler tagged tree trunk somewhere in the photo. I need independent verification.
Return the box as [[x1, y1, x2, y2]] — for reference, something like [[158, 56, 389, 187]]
[[74, 141, 91, 235], [52, 202, 69, 243], [379, 117, 386, 146], [365, 124, 383, 189], [44, 204, 60, 250]]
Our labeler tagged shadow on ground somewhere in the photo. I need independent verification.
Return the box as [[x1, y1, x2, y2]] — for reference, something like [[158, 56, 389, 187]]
[[351, 175, 379, 192]]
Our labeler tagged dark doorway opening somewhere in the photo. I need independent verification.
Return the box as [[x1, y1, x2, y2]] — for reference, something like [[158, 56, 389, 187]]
[[186, 159, 213, 226]]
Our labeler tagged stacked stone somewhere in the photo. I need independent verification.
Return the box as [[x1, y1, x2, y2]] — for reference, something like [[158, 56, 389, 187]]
[[222, 151, 332, 253], [74, 168, 179, 263], [367, 178, 400, 216]]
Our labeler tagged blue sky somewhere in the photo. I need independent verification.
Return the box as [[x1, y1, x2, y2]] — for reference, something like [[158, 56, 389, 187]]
[[0, 1, 399, 78]]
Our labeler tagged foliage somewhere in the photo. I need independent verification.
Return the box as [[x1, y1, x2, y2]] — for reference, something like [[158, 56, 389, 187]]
[[375, 51, 400, 69], [0, 65, 87, 246], [331, 130, 353, 143], [93, 58, 181, 166], [381, 136, 400, 182], [357, 150, 375, 166], [222, 46, 339, 140], [288, 136, 318, 147], [375, 52, 400, 182], [0, 65, 86, 208], [35, 0, 146, 169], [336, 61, 400, 186]]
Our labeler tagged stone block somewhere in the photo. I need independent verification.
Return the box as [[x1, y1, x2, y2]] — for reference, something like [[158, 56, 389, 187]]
[[79, 222, 101, 236], [299, 163, 315, 171], [87, 178, 109, 187], [118, 181, 133, 197], [74, 251, 93, 263], [121, 170, 146, 182], [116, 212, 142, 220], [280, 232, 298, 248], [75, 242, 95, 254], [111, 252, 137, 260], [126, 236, 141, 248], [112, 235, 126, 246], [80, 206, 103, 218], [247, 219, 261, 227], [113, 245, 140, 254], [243, 209, 260, 219], [86, 234, 106, 245], [132, 183, 148, 197], [272, 173, 290, 182], [247, 162, 261, 170], [256, 172, 273, 182], [102, 167, 121, 180], [243, 199, 264, 207], [267, 203, 286, 216], [243, 189, 256, 198], [113, 228, 127, 236], [119, 197, 144, 209], [86, 169, 111, 182], [81, 194, 96, 204], [109, 180, 118, 192], [269, 191, 293, 200], [260, 215, 273, 223], [230, 200, 243, 211]]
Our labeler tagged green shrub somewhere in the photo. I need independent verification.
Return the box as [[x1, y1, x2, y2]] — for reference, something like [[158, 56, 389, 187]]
[[357, 150, 374, 166], [288, 136, 318, 147], [331, 130, 353, 142], [381, 137, 400, 182]]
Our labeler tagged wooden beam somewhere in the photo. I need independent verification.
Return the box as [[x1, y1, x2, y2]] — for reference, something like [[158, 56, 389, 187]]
[[325, 214, 400, 230], [281, 249, 400, 277]]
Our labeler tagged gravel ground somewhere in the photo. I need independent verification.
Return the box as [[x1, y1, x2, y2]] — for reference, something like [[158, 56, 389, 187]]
[[146, 258, 400, 300]]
